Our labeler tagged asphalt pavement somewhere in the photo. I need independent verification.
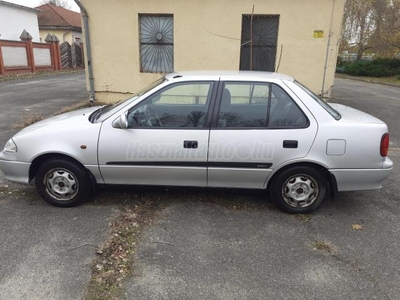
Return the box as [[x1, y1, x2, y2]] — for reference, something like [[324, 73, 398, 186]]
[[0, 71, 89, 147], [0, 71, 118, 299], [124, 78, 400, 299], [331, 78, 400, 147], [0, 75, 399, 299]]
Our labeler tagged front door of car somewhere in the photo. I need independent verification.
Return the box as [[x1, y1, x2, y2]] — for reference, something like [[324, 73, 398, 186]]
[[207, 81, 318, 189], [98, 81, 216, 186]]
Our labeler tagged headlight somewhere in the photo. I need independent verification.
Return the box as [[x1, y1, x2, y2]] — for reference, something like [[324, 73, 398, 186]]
[[4, 139, 17, 153]]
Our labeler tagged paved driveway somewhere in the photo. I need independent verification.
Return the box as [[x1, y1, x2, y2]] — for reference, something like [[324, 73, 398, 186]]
[[0, 76, 399, 299], [0, 71, 90, 147], [0, 72, 118, 299], [124, 79, 400, 299], [331, 78, 400, 147]]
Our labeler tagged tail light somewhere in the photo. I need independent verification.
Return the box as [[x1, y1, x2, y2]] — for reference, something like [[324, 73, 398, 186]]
[[380, 133, 389, 157]]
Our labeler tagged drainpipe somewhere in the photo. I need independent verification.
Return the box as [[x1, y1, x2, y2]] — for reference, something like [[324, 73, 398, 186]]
[[321, 0, 336, 99], [74, 0, 95, 102]]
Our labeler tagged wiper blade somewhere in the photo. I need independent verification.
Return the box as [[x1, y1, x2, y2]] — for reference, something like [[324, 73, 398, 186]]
[[99, 104, 110, 113], [89, 107, 103, 122]]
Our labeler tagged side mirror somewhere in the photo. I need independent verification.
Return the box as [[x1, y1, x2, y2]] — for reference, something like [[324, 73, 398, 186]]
[[113, 112, 128, 129]]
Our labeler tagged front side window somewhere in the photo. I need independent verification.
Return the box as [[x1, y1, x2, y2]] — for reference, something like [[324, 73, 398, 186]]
[[139, 14, 173, 73], [127, 82, 213, 128], [216, 82, 308, 128]]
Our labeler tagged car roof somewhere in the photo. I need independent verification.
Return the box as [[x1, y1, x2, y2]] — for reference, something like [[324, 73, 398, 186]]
[[165, 70, 295, 82]]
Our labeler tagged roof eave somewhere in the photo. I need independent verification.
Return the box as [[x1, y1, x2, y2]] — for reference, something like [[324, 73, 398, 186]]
[[38, 25, 82, 33], [0, 1, 40, 13]]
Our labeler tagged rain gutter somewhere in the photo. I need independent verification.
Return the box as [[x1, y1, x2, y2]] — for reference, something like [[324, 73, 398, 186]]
[[74, 0, 95, 102]]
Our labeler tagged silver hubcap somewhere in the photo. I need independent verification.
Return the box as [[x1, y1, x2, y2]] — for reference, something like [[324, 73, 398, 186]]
[[44, 168, 79, 201], [282, 174, 319, 208]]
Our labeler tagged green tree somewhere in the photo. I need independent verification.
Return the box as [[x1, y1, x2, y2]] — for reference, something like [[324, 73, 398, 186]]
[[341, 0, 400, 58], [382, 0, 400, 50], [341, 0, 375, 60]]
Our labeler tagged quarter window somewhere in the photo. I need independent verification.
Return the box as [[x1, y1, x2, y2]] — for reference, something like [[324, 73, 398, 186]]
[[128, 82, 213, 128]]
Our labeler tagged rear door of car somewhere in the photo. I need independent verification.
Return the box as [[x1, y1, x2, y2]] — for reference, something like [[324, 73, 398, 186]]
[[207, 80, 318, 189], [98, 80, 217, 186]]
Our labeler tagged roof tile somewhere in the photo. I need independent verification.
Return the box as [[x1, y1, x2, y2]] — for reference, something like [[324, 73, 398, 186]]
[[36, 4, 81, 30]]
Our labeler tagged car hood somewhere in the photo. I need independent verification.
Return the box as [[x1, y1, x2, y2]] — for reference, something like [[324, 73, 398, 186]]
[[14, 106, 101, 137], [330, 103, 384, 124]]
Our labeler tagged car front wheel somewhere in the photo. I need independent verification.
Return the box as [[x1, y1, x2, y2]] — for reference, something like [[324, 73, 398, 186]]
[[35, 157, 91, 207], [271, 166, 326, 213]]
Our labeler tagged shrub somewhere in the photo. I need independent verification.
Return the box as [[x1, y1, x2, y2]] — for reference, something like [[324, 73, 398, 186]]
[[341, 58, 400, 77]]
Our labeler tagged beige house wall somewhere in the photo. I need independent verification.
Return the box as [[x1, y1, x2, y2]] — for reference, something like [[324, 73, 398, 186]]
[[81, 0, 344, 102], [39, 29, 82, 44]]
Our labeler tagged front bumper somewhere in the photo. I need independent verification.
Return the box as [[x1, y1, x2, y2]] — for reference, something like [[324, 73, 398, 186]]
[[0, 158, 31, 184], [330, 158, 393, 191]]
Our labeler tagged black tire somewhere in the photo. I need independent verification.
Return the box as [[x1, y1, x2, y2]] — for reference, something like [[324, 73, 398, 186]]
[[270, 166, 326, 214], [35, 157, 92, 207]]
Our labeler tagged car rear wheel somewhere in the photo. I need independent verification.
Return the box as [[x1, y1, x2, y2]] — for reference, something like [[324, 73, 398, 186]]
[[271, 166, 326, 213], [35, 158, 91, 207]]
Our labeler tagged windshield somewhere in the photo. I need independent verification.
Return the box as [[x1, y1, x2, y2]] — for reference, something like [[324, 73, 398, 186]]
[[92, 77, 167, 122], [294, 81, 341, 120]]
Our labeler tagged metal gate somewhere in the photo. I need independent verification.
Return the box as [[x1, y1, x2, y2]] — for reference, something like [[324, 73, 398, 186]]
[[239, 15, 279, 72], [60, 41, 83, 69]]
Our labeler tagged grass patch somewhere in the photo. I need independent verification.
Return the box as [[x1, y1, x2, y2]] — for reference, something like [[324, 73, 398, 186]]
[[85, 198, 162, 300], [0, 69, 83, 82], [85, 187, 272, 299], [14, 115, 46, 129], [292, 214, 311, 223], [0, 185, 38, 204], [309, 239, 336, 255], [57, 100, 110, 115], [13, 100, 111, 129], [92, 186, 273, 211]]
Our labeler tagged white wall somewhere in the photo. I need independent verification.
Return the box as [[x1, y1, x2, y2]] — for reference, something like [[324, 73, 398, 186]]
[[0, 3, 40, 42]]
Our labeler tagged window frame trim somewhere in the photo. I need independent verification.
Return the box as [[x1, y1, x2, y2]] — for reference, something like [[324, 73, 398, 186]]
[[210, 81, 310, 130], [126, 80, 218, 130], [138, 13, 174, 74]]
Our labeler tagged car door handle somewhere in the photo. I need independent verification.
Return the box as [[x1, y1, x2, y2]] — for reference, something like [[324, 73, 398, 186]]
[[283, 140, 298, 148], [183, 140, 198, 149]]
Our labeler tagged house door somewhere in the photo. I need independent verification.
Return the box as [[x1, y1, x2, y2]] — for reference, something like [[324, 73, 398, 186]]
[[239, 15, 279, 72]]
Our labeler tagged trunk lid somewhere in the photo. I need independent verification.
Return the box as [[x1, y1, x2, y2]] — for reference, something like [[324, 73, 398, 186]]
[[330, 103, 384, 124]]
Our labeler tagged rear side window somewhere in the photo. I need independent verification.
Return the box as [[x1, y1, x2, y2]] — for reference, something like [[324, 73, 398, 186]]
[[217, 83, 269, 127], [216, 82, 308, 128], [269, 85, 308, 128]]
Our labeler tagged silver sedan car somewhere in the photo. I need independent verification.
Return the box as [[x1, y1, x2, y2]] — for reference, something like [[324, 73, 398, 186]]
[[0, 71, 393, 213]]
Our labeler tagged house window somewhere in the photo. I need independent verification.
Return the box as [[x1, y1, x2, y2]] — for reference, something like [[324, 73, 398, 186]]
[[139, 14, 174, 73], [239, 15, 279, 72]]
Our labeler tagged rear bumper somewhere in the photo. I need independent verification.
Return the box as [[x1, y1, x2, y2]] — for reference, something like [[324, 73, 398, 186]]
[[330, 159, 393, 191], [0, 158, 30, 184]]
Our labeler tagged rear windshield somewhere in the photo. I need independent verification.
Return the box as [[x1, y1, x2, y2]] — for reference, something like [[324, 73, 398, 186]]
[[294, 81, 341, 120]]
